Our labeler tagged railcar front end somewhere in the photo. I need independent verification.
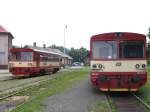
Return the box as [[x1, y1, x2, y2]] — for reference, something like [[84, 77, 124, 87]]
[[9, 48, 37, 76], [90, 32, 147, 91]]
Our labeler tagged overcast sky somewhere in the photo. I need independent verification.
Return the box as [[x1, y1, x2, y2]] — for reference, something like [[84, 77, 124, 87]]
[[0, 0, 150, 49]]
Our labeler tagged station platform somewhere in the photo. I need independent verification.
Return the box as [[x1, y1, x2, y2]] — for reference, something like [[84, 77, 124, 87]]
[[0, 69, 13, 80]]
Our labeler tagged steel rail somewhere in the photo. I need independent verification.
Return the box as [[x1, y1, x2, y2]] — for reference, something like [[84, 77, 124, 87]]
[[0, 76, 49, 92], [0, 78, 50, 101], [131, 92, 150, 110], [106, 93, 113, 112], [106, 92, 150, 112], [0, 70, 64, 101]]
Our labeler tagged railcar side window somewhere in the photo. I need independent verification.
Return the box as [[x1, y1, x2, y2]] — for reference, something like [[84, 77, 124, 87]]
[[92, 41, 117, 59], [120, 41, 144, 58], [10, 52, 33, 61], [21, 52, 33, 61], [40, 56, 48, 61], [48, 57, 59, 62]]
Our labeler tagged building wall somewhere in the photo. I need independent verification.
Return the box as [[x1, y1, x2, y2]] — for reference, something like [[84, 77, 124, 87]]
[[0, 34, 9, 69], [8, 35, 12, 49]]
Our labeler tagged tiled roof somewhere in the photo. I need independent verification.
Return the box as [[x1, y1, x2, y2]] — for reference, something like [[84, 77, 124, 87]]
[[0, 25, 14, 38], [0, 25, 7, 32]]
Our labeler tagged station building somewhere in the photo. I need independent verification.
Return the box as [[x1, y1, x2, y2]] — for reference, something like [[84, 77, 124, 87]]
[[0, 25, 14, 69]]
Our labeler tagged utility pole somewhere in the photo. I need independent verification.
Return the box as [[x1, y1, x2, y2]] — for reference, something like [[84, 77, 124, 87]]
[[64, 25, 67, 54]]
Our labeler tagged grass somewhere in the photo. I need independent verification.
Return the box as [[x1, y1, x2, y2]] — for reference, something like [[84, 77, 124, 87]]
[[11, 66, 150, 112], [11, 67, 90, 112], [137, 66, 150, 106]]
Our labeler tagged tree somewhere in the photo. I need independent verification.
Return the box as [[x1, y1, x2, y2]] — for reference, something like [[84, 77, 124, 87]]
[[69, 47, 89, 63], [49, 44, 89, 64], [147, 27, 150, 39], [147, 27, 150, 60], [79, 47, 89, 62]]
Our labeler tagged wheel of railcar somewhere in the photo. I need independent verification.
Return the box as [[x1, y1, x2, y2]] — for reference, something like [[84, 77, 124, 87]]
[[40, 69, 46, 75], [52, 68, 58, 74]]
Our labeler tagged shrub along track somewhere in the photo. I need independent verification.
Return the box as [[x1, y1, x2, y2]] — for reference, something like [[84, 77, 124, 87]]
[[106, 92, 150, 112]]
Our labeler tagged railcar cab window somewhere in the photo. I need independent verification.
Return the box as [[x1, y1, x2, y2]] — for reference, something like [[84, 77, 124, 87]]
[[92, 41, 117, 59], [10, 52, 33, 61], [120, 41, 144, 58]]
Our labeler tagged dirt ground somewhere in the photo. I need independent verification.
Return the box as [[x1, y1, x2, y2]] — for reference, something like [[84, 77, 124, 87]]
[[39, 77, 108, 112]]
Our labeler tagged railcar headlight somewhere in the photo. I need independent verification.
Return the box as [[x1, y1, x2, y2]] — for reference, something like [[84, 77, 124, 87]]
[[98, 64, 103, 69], [142, 64, 146, 68], [135, 64, 140, 69], [92, 64, 97, 69]]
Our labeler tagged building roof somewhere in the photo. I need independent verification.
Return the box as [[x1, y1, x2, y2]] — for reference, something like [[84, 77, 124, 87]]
[[0, 25, 14, 39], [50, 48, 73, 59], [0, 25, 8, 32], [24, 45, 73, 60], [24, 45, 62, 56]]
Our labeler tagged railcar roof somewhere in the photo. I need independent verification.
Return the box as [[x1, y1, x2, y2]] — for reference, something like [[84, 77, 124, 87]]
[[10, 47, 61, 56], [91, 32, 146, 41], [27, 46, 62, 56], [26, 45, 72, 59], [11, 46, 73, 59]]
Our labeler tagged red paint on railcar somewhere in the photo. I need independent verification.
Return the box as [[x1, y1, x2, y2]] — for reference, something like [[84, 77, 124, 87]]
[[9, 48, 61, 76], [90, 32, 147, 91]]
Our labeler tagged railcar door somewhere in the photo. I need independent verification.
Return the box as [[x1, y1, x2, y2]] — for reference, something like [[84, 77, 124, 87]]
[[35, 52, 40, 68]]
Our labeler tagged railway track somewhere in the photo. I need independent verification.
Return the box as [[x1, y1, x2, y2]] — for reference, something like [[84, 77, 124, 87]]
[[0, 76, 48, 91], [0, 78, 49, 99], [0, 75, 50, 97], [107, 92, 150, 112], [0, 76, 53, 112], [3, 77, 49, 91], [0, 71, 65, 112], [0, 70, 66, 95]]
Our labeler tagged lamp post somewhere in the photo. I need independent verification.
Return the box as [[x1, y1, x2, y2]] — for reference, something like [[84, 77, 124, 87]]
[[64, 25, 67, 54]]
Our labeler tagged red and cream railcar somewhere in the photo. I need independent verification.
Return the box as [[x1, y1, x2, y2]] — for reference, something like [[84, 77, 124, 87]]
[[90, 32, 147, 91], [9, 48, 61, 76]]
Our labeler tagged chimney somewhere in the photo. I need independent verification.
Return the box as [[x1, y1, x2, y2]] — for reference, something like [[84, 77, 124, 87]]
[[43, 44, 46, 48], [33, 42, 36, 47]]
